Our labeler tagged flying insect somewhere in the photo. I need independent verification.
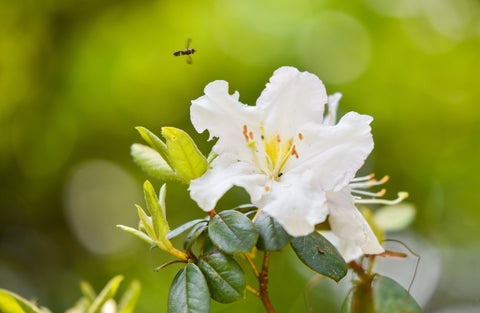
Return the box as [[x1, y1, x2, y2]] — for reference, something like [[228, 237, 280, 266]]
[[173, 38, 196, 64]]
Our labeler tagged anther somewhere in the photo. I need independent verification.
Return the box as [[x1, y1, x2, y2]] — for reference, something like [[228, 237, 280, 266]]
[[243, 125, 249, 142], [298, 133, 303, 140], [249, 131, 254, 140], [291, 145, 298, 158], [276, 134, 281, 142], [265, 186, 270, 191]]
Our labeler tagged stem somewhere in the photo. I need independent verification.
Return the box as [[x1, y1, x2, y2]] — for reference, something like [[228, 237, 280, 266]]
[[246, 284, 260, 296], [244, 254, 260, 277], [258, 252, 275, 313]]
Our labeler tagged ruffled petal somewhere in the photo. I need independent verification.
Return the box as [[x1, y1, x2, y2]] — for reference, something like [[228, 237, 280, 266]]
[[323, 92, 342, 125], [255, 67, 328, 137], [288, 111, 374, 192], [190, 80, 263, 161], [189, 155, 268, 212], [326, 187, 384, 257], [255, 172, 329, 236]]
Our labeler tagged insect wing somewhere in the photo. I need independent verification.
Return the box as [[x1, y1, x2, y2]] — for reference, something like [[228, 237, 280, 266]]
[[186, 54, 193, 64], [185, 38, 192, 49]]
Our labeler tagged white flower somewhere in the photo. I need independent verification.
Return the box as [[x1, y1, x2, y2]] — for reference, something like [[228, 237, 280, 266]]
[[188, 66, 380, 248]]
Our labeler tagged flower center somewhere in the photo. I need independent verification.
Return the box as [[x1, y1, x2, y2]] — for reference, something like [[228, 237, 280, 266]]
[[243, 125, 301, 180]]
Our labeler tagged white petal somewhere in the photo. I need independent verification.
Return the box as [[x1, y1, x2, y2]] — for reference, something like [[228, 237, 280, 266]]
[[289, 111, 374, 192], [190, 80, 263, 160], [189, 155, 268, 212], [326, 187, 384, 256], [322, 231, 364, 262], [255, 172, 329, 236], [323, 92, 342, 125], [255, 66, 327, 137]]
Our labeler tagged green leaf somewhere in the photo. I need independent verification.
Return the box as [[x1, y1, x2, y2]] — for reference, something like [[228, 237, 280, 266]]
[[162, 127, 207, 183], [167, 219, 207, 239], [254, 213, 291, 251], [135, 126, 173, 169], [136, 204, 155, 240], [0, 289, 44, 313], [208, 210, 258, 254], [372, 275, 421, 313], [198, 235, 246, 303], [168, 263, 210, 313], [87, 275, 124, 313], [184, 222, 208, 251], [291, 232, 347, 282], [80, 281, 96, 302], [131, 144, 177, 180], [117, 224, 156, 245], [143, 180, 170, 239], [117, 280, 141, 313]]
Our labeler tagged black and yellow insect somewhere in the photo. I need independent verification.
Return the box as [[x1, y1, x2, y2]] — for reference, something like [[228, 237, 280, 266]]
[[173, 38, 196, 64]]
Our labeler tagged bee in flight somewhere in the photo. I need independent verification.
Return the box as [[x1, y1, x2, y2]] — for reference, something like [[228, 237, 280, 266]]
[[173, 38, 196, 64]]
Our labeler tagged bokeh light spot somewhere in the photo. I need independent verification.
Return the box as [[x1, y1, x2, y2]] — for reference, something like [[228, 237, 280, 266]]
[[297, 11, 371, 84], [64, 160, 141, 255]]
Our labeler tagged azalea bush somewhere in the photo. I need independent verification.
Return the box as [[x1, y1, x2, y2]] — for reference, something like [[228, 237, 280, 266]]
[[123, 67, 420, 313], [0, 67, 420, 313]]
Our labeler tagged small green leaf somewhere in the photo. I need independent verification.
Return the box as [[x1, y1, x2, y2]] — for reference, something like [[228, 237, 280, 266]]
[[167, 219, 207, 240], [135, 126, 173, 169], [117, 224, 156, 245], [143, 180, 170, 239], [184, 222, 208, 251], [87, 275, 124, 313], [117, 280, 141, 313], [162, 127, 207, 183], [254, 213, 292, 251], [372, 275, 421, 313], [198, 235, 246, 303], [0, 289, 44, 313], [131, 144, 177, 180], [80, 281, 96, 302], [208, 210, 258, 254], [291, 232, 347, 282], [136, 204, 155, 240], [168, 264, 210, 313]]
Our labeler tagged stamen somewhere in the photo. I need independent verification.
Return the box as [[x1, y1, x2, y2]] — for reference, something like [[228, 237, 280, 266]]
[[265, 186, 270, 191], [276, 134, 281, 142], [350, 173, 375, 182], [291, 145, 298, 158], [349, 175, 390, 189], [355, 192, 409, 205], [351, 188, 386, 197], [249, 131, 254, 140], [298, 133, 303, 140]]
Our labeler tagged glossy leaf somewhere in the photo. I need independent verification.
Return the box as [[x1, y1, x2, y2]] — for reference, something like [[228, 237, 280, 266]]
[[291, 232, 347, 282], [372, 275, 421, 313], [167, 219, 207, 239], [198, 236, 246, 303], [131, 144, 177, 180], [0, 289, 44, 313], [208, 210, 258, 254], [254, 212, 291, 251], [162, 127, 207, 183], [117, 280, 141, 313], [184, 222, 208, 251], [87, 275, 124, 313], [135, 126, 173, 169], [168, 264, 210, 313]]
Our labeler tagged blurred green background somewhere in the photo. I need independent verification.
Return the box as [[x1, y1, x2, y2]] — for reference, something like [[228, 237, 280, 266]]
[[1, 0, 479, 312]]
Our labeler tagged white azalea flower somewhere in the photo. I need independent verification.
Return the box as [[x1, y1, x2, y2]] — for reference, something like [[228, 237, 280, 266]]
[[189, 67, 379, 245]]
